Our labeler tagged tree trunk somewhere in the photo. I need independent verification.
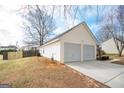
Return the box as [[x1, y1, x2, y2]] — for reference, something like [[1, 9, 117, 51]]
[[41, 36, 44, 45], [119, 51, 122, 57], [40, 36, 43, 46]]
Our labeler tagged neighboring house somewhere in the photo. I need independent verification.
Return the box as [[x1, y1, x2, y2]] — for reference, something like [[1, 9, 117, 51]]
[[101, 38, 124, 54], [0, 45, 17, 51], [20, 45, 39, 51], [39, 22, 97, 63]]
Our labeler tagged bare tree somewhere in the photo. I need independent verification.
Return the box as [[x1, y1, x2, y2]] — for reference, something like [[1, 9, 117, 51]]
[[100, 5, 124, 56], [96, 27, 112, 43], [20, 5, 108, 46], [22, 5, 56, 46]]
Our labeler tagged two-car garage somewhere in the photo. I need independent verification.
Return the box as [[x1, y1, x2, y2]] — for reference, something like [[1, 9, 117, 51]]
[[40, 22, 97, 63], [64, 42, 95, 62]]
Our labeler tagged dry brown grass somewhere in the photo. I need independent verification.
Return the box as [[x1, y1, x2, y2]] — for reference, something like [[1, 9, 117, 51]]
[[0, 57, 109, 88]]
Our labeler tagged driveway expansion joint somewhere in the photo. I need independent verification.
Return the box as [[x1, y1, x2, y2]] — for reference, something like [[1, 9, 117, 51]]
[[104, 70, 124, 84]]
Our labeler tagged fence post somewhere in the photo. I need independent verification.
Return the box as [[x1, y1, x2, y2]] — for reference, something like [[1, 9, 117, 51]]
[[3, 52, 8, 60]]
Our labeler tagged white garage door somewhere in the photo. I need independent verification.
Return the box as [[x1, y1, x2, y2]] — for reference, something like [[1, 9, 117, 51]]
[[64, 43, 81, 62], [83, 44, 95, 61]]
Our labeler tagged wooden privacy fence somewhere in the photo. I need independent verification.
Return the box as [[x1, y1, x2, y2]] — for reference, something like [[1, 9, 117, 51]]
[[3, 50, 40, 60], [3, 52, 8, 60], [23, 50, 39, 57]]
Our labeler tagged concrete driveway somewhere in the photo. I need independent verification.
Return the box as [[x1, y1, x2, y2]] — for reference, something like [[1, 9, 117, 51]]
[[66, 61, 124, 88]]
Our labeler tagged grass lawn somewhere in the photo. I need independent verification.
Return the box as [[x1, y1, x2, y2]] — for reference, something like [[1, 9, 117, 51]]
[[103, 54, 120, 59], [0, 57, 108, 88], [0, 54, 3, 59], [0, 55, 3, 65]]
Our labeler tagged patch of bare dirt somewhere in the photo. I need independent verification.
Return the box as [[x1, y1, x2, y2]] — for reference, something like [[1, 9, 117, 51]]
[[111, 57, 124, 65]]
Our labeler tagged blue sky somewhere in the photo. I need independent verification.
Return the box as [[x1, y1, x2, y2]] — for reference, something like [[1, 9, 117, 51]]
[[0, 5, 115, 46], [52, 6, 113, 36]]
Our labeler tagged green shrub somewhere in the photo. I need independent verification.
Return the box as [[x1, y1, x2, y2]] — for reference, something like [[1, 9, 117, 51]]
[[97, 56, 109, 60]]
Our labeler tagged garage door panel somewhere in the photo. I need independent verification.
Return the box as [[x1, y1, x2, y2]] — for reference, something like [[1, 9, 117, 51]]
[[64, 43, 81, 62], [83, 44, 95, 61]]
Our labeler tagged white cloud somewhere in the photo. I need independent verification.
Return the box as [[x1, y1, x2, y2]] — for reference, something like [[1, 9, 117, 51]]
[[53, 27, 66, 35], [53, 17, 80, 38], [65, 17, 80, 28], [0, 5, 114, 46], [0, 5, 24, 46], [0, 5, 80, 46], [52, 6, 81, 36]]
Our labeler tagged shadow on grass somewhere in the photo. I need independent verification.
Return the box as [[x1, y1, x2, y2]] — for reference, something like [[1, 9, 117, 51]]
[[0, 84, 11, 88]]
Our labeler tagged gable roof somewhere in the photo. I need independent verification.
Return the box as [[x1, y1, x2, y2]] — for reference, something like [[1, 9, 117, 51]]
[[42, 22, 97, 46]]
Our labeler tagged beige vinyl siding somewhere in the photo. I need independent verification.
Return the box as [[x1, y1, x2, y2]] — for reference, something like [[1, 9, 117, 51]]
[[40, 41, 61, 61], [102, 38, 124, 54], [61, 24, 95, 44], [40, 23, 97, 63]]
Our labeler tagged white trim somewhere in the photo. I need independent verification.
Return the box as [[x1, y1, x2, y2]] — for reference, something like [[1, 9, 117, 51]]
[[40, 38, 60, 47]]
